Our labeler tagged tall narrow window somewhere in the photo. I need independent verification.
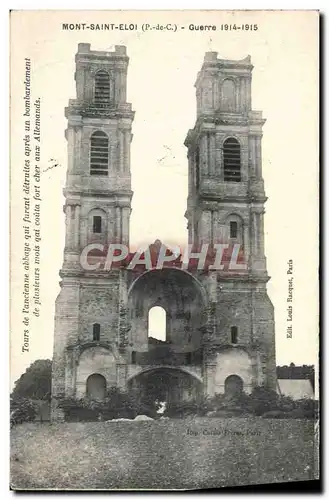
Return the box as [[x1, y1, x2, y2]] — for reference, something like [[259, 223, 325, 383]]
[[94, 71, 111, 105], [90, 131, 109, 176], [93, 323, 100, 341], [230, 221, 238, 239], [231, 326, 238, 344], [223, 138, 241, 182], [148, 306, 166, 342], [131, 351, 136, 365], [93, 215, 102, 234]]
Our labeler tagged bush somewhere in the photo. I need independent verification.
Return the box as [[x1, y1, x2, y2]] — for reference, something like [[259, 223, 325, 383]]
[[58, 387, 161, 422], [10, 398, 37, 426], [164, 397, 212, 418]]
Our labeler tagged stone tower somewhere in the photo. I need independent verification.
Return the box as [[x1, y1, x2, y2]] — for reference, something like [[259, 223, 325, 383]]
[[51, 47, 276, 420], [184, 52, 276, 396], [51, 44, 134, 419]]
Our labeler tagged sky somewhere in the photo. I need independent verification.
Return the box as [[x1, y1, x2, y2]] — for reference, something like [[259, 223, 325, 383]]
[[10, 10, 319, 388]]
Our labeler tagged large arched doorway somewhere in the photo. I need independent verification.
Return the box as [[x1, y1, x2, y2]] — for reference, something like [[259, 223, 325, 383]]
[[224, 374, 243, 398], [86, 373, 107, 401], [128, 367, 203, 407]]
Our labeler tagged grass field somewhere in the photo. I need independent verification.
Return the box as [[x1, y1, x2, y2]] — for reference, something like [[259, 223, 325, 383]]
[[11, 418, 316, 490]]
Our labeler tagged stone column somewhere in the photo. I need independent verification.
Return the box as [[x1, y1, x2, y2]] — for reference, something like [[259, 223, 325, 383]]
[[116, 364, 127, 390], [107, 207, 115, 243], [200, 134, 208, 176], [74, 205, 80, 250], [259, 212, 265, 257], [243, 222, 250, 265], [80, 215, 88, 249], [215, 133, 222, 179], [246, 76, 252, 111], [65, 205, 73, 250], [204, 361, 218, 397], [119, 70, 126, 103], [119, 130, 124, 172], [209, 134, 216, 176], [200, 210, 211, 244], [115, 206, 121, 243], [124, 131, 131, 172], [248, 135, 256, 177], [255, 136, 262, 178], [121, 207, 130, 247], [66, 128, 75, 173]]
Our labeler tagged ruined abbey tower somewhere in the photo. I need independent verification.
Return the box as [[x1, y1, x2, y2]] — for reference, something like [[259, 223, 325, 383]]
[[51, 44, 275, 420]]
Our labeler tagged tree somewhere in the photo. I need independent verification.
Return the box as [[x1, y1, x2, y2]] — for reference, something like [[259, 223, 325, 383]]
[[11, 359, 52, 401]]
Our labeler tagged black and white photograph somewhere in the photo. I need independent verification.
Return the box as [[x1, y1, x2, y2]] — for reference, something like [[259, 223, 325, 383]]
[[10, 10, 319, 490]]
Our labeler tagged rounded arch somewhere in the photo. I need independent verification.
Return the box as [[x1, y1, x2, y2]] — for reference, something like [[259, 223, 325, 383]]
[[86, 373, 107, 400], [224, 374, 243, 397], [221, 78, 236, 112], [127, 365, 203, 385], [89, 129, 109, 140], [128, 267, 206, 305]]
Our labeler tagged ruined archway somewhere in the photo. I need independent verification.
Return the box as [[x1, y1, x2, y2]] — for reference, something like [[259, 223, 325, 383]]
[[128, 268, 206, 360], [128, 366, 203, 407]]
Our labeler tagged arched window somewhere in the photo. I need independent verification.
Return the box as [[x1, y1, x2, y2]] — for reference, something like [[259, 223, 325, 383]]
[[86, 373, 106, 401], [231, 326, 238, 344], [224, 375, 243, 397], [93, 323, 100, 341], [148, 306, 166, 342], [223, 138, 241, 182], [90, 131, 109, 176], [131, 351, 136, 364], [94, 71, 111, 105], [221, 79, 236, 112], [93, 215, 102, 233]]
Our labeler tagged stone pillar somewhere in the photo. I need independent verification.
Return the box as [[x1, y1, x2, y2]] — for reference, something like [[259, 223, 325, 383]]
[[116, 364, 127, 390], [65, 205, 73, 250], [80, 215, 88, 249], [119, 70, 126, 103], [255, 136, 262, 178], [240, 78, 246, 112], [243, 222, 250, 264], [124, 131, 130, 172], [115, 206, 121, 243], [200, 210, 211, 244], [259, 212, 265, 257], [66, 128, 75, 173], [209, 134, 216, 176], [246, 76, 252, 111], [204, 362, 217, 397], [248, 135, 256, 177], [200, 134, 208, 175], [121, 207, 130, 246], [119, 130, 124, 172], [107, 207, 116, 243], [74, 205, 80, 250], [215, 133, 222, 179]]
